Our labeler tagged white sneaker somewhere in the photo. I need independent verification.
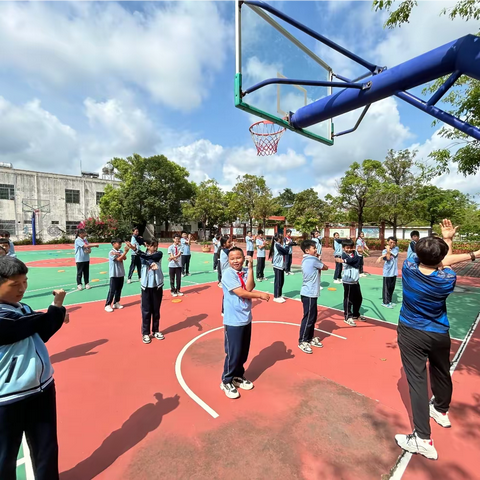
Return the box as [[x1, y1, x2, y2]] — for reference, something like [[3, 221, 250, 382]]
[[172, 292, 178, 297], [220, 382, 240, 399], [310, 337, 323, 348], [77, 284, 83, 291], [85, 284, 91, 290], [320, 286, 324, 290], [113, 303, 124, 309], [218, 283, 222, 288], [105, 306, 114, 313], [182, 274, 186, 277], [289, 272, 294, 275], [344, 318, 357, 327], [153, 332, 165, 340], [334, 279, 342, 284], [395, 432, 438, 460], [381, 303, 393, 309], [273, 297, 286, 303], [142, 335, 151, 344], [430, 403, 451, 428], [232, 377, 254, 390], [127, 279, 132, 284], [360, 273, 367, 277], [177, 292, 184, 297], [298, 342, 313, 354]]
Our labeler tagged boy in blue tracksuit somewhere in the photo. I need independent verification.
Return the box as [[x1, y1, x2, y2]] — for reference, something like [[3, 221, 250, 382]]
[[283, 229, 295, 275], [407, 230, 420, 258], [168, 234, 183, 297], [105, 238, 129, 313], [298, 240, 329, 354], [336, 239, 363, 326], [220, 248, 270, 399], [255, 230, 266, 281], [0, 257, 68, 480], [380, 236, 400, 308], [127, 227, 145, 284], [245, 231, 254, 267], [333, 232, 343, 283], [127, 238, 165, 344], [212, 234, 221, 272], [0, 231, 16, 258], [181, 232, 193, 276], [269, 234, 290, 303]]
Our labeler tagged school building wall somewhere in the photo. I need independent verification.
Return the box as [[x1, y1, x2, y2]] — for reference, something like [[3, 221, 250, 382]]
[[0, 166, 119, 241]]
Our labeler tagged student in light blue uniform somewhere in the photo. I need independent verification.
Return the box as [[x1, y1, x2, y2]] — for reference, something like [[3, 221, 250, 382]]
[[356, 232, 369, 276], [407, 230, 420, 258], [168, 234, 183, 297], [127, 227, 144, 283], [298, 240, 329, 354], [0, 238, 9, 257], [220, 247, 270, 399], [0, 257, 69, 480], [255, 230, 266, 281], [212, 234, 221, 272], [104, 238, 129, 313], [127, 238, 165, 344], [283, 229, 295, 275], [311, 231, 322, 257], [269, 233, 290, 303], [245, 231, 254, 267], [333, 232, 344, 283], [1, 232, 16, 258], [181, 232, 194, 276], [218, 236, 233, 285], [74, 229, 99, 291], [380, 236, 400, 308]]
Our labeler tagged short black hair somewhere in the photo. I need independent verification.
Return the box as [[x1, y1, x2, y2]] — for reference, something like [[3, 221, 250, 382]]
[[333, 232, 340, 236], [111, 238, 122, 244], [286, 229, 292, 234], [0, 238, 9, 246], [411, 230, 420, 238], [145, 238, 158, 247], [228, 246, 244, 257], [301, 239, 317, 253], [343, 239, 354, 247], [132, 227, 139, 232], [387, 236, 397, 242], [3, 231, 10, 238], [173, 233, 181, 239], [415, 236, 449, 266], [257, 230, 263, 235], [0, 257, 28, 284]]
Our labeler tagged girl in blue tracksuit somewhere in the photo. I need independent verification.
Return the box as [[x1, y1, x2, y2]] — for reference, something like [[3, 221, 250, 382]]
[[269, 233, 290, 303]]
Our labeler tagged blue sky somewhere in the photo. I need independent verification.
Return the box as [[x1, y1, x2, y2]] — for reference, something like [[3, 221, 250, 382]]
[[0, 1, 477, 198]]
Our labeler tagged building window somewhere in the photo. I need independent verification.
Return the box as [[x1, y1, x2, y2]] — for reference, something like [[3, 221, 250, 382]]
[[51, 221, 59, 224], [0, 220, 15, 234], [182, 225, 192, 233], [65, 189, 80, 204], [0, 184, 15, 200], [96, 192, 105, 205], [66, 221, 80, 234]]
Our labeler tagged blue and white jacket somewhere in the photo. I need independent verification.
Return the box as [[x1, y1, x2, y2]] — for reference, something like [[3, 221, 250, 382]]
[[0, 302, 65, 405], [272, 243, 289, 270]]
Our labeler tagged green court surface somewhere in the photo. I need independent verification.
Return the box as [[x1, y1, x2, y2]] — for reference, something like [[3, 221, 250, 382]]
[[19, 245, 480, 341]]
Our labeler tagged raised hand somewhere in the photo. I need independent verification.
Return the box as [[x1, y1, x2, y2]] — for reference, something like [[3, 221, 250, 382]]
[[440, 218, 459, 240], [52, 289, 67, 308]]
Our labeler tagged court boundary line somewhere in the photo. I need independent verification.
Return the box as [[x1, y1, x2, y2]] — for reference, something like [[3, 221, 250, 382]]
[[388, 311, 480, 479], [175, 320, 347, 419]]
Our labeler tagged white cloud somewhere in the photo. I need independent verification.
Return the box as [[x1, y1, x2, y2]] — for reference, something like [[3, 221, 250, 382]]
[[0, 96, 78, 172], [0, 2, 230, 111]]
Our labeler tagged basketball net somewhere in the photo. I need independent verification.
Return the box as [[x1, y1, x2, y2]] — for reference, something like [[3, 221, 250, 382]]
[[249, 120, 286, 156]]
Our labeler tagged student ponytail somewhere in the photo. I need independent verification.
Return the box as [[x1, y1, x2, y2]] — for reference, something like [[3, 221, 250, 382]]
[[269, 233, 283, 260]]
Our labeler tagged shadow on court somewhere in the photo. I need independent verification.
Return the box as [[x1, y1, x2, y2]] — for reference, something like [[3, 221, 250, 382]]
[[245, 341, 294, 382], [315, 319, 343, 342], [50, 339, 109, 365], [60, 393, 180, 480], [163, 314, 208, 335], [184, 285, 211, 295]]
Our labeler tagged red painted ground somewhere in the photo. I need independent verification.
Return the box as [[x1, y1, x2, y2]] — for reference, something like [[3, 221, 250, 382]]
[[26, 257, 108, 268], [36, 282, 478, 479]]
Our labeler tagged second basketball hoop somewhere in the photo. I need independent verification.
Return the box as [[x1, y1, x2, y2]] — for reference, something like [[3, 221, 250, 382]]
[[249, 120, 286, 156]]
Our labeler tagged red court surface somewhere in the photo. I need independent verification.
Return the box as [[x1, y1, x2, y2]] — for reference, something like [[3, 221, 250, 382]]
[[26, 257, 108, 268], [40, 281, 479, 480]]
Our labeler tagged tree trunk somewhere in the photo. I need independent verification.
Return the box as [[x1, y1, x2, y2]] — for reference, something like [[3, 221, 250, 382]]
[[357, 214, 363, 237], [249, 217, 253, 231], [164, 220, 169, 235], [393, 214, 398, 237]]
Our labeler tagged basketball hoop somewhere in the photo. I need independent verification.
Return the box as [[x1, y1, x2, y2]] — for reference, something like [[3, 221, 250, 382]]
[[249, 120, 286, 156]]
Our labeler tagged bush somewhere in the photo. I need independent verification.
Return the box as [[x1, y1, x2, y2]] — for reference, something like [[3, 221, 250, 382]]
[[14, 237, 43, 246], [43, 236, 74, 245], [77, 217, 130, 242]]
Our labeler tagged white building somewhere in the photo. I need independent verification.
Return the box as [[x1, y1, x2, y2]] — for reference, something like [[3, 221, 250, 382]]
[[0, 164, 119, 241]]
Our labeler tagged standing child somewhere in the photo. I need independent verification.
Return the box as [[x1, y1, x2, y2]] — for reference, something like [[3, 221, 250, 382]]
[[181, 232, 194, 277], [220, 249, 270, 398], [336, 239, 363, 326], [356, 232, 369, 277], [311, 231, 322, 257], [407, 230, 420, 258], [0, 257, 69, 480], [255, 230, 266, 281], [127, 227, 144, 284], [395, 220, 480, 460], [74, 229, 99, 291], [0, 231, 16, 258], [218, 235, 233, 286], [298, 240, 329, 354], [245, 231, 254, 266], [269, 234, 290, 303], [213, 234, 221, 272], [168, 234, 184, 297], [379, 236, 399, 309], [283, 229, 295, 275], [127, 238, 165, 344], [104, 238, 129, 313], [333, 232, 343, 284], [0, 238, 9, 257]]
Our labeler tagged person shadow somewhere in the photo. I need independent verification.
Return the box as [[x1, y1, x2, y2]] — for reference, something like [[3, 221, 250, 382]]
[[50, 339, 108, 365], [163, 314, 207, 335], [314, 320, 343, 342], [245, 341, 295, 382], [60, 393, 180, 480]]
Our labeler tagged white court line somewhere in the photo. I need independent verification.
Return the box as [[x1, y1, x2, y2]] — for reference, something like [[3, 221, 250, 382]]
[[175, 320, 347, 419], [388, 311, 480, 480]]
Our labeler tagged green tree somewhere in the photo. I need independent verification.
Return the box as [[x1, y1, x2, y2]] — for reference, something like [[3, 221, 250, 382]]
[[414, 185, 471, 229], [231, 174, 273, 230], [288, 188, 327, 235], [182, 179, 226, 240], [274, 188, 296, 216], [373, 149, 421, 236], [373, 0, 480, 176], [99, 154, 195, 233], [337, 159, 384, 235]]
